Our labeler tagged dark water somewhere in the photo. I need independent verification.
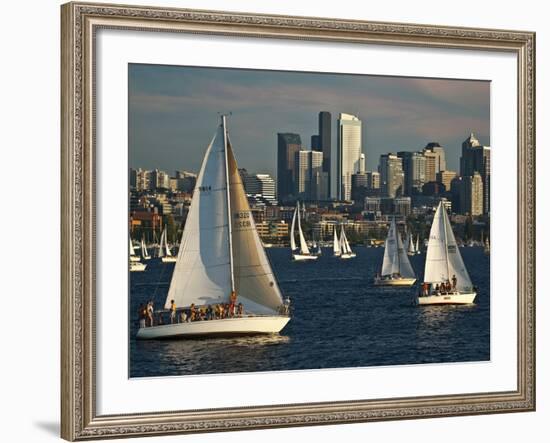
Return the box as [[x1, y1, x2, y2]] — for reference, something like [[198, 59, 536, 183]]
[[129, 246, 490, 377]]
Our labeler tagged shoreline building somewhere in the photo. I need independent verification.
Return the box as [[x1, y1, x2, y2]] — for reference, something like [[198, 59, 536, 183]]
[[277, 133, 302, 203], [397, 151, 426, 195], [460, 133, 491, 214], [379, 153, 405, 198], [337, 113, 362, 201], [460, 171, 484, 216], [294, 150, 327, 201]]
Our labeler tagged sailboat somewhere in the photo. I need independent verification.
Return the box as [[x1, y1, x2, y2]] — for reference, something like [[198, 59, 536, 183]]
[[129, 237, 146, 271], [137, 116, 290, 339], [160, 228, 177, 263], [332, 228, 341, 257], [141, 237, 151, 260], [290, 201, 318, 261], [339, 226, 356, 259], [311, 233, 322, 256], [416, 202, 476, 305], [415, 235, 421, 255], [484, 235, 490, 255], [406, 230, 416, 256], [129, 238, 141, 262], [373, 218, 416, 286]]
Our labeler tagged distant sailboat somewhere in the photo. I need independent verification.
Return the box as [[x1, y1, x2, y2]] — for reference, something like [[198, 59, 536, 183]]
[[141, 237, 151, 260], [137, 116, 290, 339], [129, 237, 141, 263], [290, 201, 318, 261], [160, 228, 177, 263], [416, 202, 476, 305], [406, 230, 416, 256], [311, 233, 322, 256], [373, 218, 416, 286], [415, 235, 421, 255], [129, 237, 146, 271], [333, 228, 341, 257], [484, 235, 490, 255], [339, 225, 356, 259]]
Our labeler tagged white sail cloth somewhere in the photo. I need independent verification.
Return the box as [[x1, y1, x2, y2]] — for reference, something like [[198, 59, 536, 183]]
[[381, 218, 415, 278], [165, 122, 284, 314], [424, 202, 472, 290]]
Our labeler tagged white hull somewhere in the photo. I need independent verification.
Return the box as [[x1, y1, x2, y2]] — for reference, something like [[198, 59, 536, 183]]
[[340, 253, 356, 259], [416, 291, 477, 305], [373, 276, 416, 287], [136, 315, 290, 340], [161, 256, 177, 263], [292, 253, 318, 261], [129, 255, 141, 262], [130, 262, 147, 272]]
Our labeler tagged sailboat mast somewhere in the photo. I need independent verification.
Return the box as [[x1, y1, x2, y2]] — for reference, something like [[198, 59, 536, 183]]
[[222, 115, 236, 293]]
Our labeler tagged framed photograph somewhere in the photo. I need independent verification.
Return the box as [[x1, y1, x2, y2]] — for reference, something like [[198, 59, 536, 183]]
[[61, 1, 535, 440]]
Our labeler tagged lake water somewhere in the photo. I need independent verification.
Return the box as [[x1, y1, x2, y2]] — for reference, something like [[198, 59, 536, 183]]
[[129, 246, 490, 377]]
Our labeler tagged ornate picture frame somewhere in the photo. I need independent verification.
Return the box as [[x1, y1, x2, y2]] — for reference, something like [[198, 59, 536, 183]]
[[61, 2, 535, 440]]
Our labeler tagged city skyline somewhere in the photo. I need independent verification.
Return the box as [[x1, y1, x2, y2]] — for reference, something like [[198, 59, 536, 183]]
[[129, 64, 490, 180]]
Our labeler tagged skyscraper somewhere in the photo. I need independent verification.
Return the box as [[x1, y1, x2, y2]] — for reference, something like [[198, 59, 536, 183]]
[[436, 170, 457, 191], [294, 150, 325, 201], [397, 151, 427, 195], [337, 113, 362, 201], [359, 153, 366, 174], [318, 111, 332, 197], [379, 153, 405, 198], [277, 133, 302, 203], [460, 171, 484, 216], [460, 133, 490, 214], [424, 142, 447, 173]]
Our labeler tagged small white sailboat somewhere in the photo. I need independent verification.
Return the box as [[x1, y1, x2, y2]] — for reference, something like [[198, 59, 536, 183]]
[[130, 261, 147, 272], [416, 202, 476, 305], [137, 116, 290, 339], [415, 235, 421, 255], [373, 218, 416, 286], [141, 237, 151, 260], [290, 201, 318, 261], [332, 228, 341, 257], [160, 228, 177, 263], [311, 234, 322, 256], [129, 237, 141, 263], [407, 230, 416, 256], [339, 226, 356, 259]]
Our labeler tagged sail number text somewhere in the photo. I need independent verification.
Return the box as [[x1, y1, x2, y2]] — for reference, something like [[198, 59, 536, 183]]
[[234, 211, 251, 228]]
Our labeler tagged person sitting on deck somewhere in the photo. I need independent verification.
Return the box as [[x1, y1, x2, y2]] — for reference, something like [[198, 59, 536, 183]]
[[434, 284, 440, 295], [452, 274, 457, 290], [189, 303, 196, 322], [237, 303, 243, 317], [170, 299, 177, 324], [180, 310, 187, 323], [422, 282, 429, 297], [138, 304, 146, 328]]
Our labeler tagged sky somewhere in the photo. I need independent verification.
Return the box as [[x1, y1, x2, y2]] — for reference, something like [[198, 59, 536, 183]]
[[129, 63, 490, 184]]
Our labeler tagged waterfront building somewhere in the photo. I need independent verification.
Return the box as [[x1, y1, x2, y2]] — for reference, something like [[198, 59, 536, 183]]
[[150, 169, 171, 190], [460, 133, 491, 214], [393, 196, 412, 216], [277, 133, 302, 203], [379, 153, 404, 198], [460, 171, 484, 216], [437, 170, 458, 192], [294, 150, 326, 201], [397, 151, 427, 195], [130, 168, 151, 191], [318, 111, 332, 197], [366, 171, 381, 190], [351, 172, 368, 205], [337, 113, 362, 201], [423, 142, 447, 173]]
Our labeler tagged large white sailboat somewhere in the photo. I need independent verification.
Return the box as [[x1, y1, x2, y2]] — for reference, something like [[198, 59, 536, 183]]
[[339, 226, 356, 259], [416, 202, 477, 305], [373, 218, 416, 286], [290, 201, 318, 261], [137, 116, 290, 339], [159, 228, 177, 263]]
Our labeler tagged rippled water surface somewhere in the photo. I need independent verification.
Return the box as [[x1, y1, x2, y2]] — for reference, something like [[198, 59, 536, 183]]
[[129, 246, 490, 377]]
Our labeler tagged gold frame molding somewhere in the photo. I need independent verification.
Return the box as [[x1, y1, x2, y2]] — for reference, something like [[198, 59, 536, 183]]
[[61, 2, 536, 440]]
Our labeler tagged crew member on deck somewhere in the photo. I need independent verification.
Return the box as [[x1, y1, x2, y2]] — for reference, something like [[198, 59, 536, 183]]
[[452, 274, 457, 290], [170, 299, 177, 324], [229, 290, 237, 317]]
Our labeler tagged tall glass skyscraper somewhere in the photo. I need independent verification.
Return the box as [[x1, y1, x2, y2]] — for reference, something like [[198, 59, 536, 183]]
[[318, 111, 332, 197], [277, 133, 302, 203], [337, 113, 362, 201]]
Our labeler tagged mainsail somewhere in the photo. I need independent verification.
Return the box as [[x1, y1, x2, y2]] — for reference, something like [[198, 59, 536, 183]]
[[129, 237, 136, 257], [289, 205, 297, 251], [424, 202, 472, 291], [333, 228, 340, 256], [141, 238, 149, 258], [165, 118, 284, 314], [381, 218, 415, 278], [158, 229, 165, 258], [296, 201, 310, 255]]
